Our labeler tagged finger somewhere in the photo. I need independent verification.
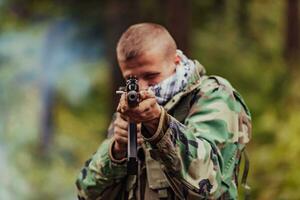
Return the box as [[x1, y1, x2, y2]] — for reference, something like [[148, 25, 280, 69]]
[[117, 104, 122, 113], [140, 89, 156, 100], [137, 123, 141, 132], [138, 138, 144, 145], [114, 126, 128, 137], [114, 135, 128, 145], [120, 93, 127, 102], [139, 90, 148, 100], [114, 114, 128, 130], [137, 131, 142, 138], [117, 93, 128, 113], [119, 113, 129, 121], [137, 104, 161, 122], [136, 98, 157, 112], [128, 99, 154, 114], [116, 95, 123, 112], [142, 102, 160, 114]]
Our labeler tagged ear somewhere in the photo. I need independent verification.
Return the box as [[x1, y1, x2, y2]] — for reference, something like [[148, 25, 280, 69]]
[[175, 54, 180, 64]]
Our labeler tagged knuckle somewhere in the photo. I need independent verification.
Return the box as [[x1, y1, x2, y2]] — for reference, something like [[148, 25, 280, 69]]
[[113, 120, 118, 127], [121, 129, 127, 135], [114, 127, 121, 134], [114, 135, 120, 142]]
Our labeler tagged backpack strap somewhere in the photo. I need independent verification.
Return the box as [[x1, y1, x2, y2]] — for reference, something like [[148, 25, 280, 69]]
[[241, 150, 251, 200]]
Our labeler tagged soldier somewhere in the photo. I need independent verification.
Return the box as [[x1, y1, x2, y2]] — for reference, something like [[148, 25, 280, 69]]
[[76, 23, 252, 200]]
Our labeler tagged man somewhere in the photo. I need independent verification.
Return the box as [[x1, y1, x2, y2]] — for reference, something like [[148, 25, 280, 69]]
[[76, 23, 251, 200]]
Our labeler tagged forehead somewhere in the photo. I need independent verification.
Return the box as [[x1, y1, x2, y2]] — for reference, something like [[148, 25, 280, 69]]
[[119, 49, 166, 77]]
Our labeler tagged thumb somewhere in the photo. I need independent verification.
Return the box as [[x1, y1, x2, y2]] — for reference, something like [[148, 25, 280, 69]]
[[140, 89, 156, 100]]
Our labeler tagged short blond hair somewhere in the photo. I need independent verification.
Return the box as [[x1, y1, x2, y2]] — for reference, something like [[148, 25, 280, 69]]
[[116, 23, 177, 62]]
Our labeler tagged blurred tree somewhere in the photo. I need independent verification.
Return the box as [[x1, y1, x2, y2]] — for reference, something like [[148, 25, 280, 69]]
[[165, 0, 191, 55], [39, 81, 55, 155], [238, 0, 250, 36], [103, 0, 141, 113], [214, 0, 225, 15], [284, 0, 300, 70]]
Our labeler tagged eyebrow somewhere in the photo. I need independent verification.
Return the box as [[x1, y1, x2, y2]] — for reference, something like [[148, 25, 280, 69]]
[[124, 72, 160, 80], [124, 74, 135, 80], [142, 72, 160, 77]]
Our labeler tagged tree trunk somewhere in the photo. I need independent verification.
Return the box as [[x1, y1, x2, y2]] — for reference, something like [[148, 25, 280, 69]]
[[238, 0, 250, 36], [214, 0, 226, 15], [39, 83, 55, 155], [284, 0, 300, 70], [165, 0, 191, 56], [104, 0, 141, 114]]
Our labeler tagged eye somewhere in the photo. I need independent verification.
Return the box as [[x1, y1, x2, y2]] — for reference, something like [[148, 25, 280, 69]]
[[143, 73, 159, 80]]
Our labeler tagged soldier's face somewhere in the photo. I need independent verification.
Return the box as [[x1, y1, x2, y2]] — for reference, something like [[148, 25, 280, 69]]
[[118, 48, 177, 90]]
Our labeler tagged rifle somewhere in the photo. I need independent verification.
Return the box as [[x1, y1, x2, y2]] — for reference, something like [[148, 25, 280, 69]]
[[117, 76, 139, 175], [126, 76, 139, 175]]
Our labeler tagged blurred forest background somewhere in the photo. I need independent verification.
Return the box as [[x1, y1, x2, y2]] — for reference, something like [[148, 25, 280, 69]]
[[0, 0, 299, 199]]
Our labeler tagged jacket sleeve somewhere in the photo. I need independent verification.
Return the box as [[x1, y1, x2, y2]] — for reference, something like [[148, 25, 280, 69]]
[[75, 117, 128, 200], [142, 77, 251, 199]]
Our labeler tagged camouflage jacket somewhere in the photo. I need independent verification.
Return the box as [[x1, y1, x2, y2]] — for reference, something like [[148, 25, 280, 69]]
[[76, 62, 252, 200]]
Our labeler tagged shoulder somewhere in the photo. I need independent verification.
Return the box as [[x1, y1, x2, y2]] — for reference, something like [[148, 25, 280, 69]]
[[187, 76, 252, 145], [196, 75, 236, 107], [194, 75, 251, 118], [198, 75, 234, 95]]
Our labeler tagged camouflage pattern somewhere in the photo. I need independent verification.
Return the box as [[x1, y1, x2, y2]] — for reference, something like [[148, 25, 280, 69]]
[[76, 62, 252, 200]]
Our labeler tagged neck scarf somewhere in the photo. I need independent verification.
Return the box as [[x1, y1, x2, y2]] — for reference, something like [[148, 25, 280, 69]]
[[150, 50, 196, 105]]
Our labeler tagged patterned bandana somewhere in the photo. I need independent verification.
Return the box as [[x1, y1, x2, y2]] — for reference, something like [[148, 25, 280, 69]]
[[150, 50, 196, 105]]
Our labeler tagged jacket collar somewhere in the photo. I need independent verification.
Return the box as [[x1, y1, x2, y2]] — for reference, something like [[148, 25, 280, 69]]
[[163, 61, 206, 112]]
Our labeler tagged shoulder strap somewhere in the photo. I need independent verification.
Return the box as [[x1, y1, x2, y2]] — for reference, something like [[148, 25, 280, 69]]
[[241, 150, 251, 200]]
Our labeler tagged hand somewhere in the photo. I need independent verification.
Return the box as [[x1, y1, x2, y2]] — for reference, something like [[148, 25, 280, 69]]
[[112, 112, 143, 159], [117, 90, 161, 136]]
